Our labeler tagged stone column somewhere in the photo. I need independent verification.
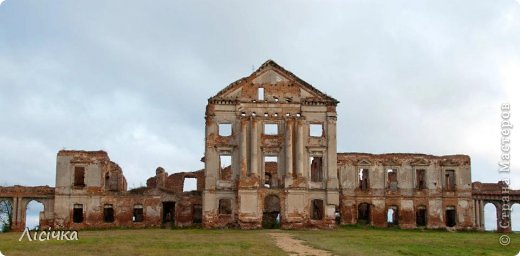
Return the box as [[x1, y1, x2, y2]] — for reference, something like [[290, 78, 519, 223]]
[[496, 202, 502, 232], [11, 197, 18, 230], [474, 200, 480, 228], [479, 200, 485, 229], [204, 118, 218, 190], [250, 119, 258, 176], [240, 119, 248, 177], [326, 115, 339, 189], [295, 119, 304, 177], [12, 197, 23, 231], [285, 119, 294, 177]]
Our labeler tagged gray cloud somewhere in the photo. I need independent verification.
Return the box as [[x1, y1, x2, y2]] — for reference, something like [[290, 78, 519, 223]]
[[1, 0, 519, 229]]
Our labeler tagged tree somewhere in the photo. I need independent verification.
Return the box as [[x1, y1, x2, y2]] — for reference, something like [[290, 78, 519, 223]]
[[0, 200, 13, 232]]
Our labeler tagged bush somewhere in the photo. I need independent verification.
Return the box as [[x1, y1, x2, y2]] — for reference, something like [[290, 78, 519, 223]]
[[1, 224, 10, 232]]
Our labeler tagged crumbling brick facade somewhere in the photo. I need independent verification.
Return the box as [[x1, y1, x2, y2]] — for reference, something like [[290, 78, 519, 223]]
[[0, 60, 516, 231], [0, 150, 204, 231], [203, 60, 339, 229], [337, 153, 474, 229]]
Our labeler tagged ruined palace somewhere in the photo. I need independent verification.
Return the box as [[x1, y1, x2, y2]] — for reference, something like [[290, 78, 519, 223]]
[[0, 60, 517, 232]]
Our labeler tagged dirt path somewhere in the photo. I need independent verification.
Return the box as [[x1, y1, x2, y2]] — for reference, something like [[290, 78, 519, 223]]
[[268, 232, 333, 256]]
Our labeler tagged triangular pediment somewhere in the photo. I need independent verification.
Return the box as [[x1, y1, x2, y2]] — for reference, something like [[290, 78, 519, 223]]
[[252, 68, 289, 85], [210, 60, 339, 105], [410, 158, 430, 166], [356, 159, 372, 166]]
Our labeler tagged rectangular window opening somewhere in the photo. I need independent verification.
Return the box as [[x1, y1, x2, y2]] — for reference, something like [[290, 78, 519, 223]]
[[264, 123, 278, 135], [258, 88, 265, 101], [219, 154, 232, 181], [218, 199, 232, 215], [183, 177, 197, 192], [310, 124, 323, 137], [74, 167, 85, 187], [445, 170, 456, 190], [387, 169, 397, 191], [73, 204, 84, 223], [103, 204, 114, 223], [218, 123, 232, 136], [264, 156, 278, 188], [133, 205, 144, 222], [310, 156, 323, 182], [416, 169, 426, 190], [359, 168, 369, 191]]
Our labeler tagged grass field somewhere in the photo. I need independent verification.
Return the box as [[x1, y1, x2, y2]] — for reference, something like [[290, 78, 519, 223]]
[[0, 226, 518, 256], [289, 226, 520, 256]]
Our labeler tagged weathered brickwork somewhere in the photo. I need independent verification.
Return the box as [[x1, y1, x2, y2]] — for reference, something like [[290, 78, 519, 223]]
[[337, 153, 474, 229], [203, 60, 339, 229], [1, 151, 204, 231], [0, 60, 516, 231]]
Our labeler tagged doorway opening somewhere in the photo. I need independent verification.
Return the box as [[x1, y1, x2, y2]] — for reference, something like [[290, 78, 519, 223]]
[[446, 206, 456, 227], [416, 206, 427, 227], [26, 200, 44, 230], [162, 202, 175, 228], [358, 203, 370, 225], [0, 200, 12, 232], [387, 206, 398, 226], [262, 195, 281, 229]]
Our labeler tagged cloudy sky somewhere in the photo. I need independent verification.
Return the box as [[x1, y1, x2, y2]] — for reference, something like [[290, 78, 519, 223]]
[[1, 1, 519, 230]]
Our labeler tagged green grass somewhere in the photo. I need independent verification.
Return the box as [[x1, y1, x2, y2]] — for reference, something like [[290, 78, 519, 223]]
[[0, 227, 519, 256], [288, 226, 520, 256], [0, 229, 286, 256]]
